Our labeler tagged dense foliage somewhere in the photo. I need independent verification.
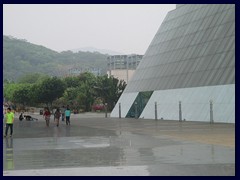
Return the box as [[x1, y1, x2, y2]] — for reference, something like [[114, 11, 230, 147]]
[[3, 35, 108, 81], [3, 72, 127, 112]]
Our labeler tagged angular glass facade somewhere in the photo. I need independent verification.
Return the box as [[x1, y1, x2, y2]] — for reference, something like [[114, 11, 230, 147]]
[[126, 91, 153, 118], [111, 4, 235, 123]]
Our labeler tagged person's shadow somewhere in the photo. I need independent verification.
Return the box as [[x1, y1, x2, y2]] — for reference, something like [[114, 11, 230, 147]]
[[4, 137, 14, 170]]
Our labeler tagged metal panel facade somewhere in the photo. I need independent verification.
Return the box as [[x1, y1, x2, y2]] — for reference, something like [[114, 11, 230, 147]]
[[111, 4, 235, 123]]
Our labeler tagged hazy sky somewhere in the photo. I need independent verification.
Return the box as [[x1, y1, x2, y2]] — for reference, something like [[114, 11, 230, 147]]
[[3, 4, 176, 54]]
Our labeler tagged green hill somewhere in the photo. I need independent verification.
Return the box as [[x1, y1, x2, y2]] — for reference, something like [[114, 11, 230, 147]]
[[3, 35, 108, 81]]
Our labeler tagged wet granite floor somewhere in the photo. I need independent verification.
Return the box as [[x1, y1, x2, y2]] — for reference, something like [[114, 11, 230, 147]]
[[3, 113, 235, 176]]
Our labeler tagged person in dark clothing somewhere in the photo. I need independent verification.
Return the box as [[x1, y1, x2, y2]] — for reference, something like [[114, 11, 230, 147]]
[[54, 108, 61, 127], [19, 113, 24, 121], [24, 115, 38, 121]]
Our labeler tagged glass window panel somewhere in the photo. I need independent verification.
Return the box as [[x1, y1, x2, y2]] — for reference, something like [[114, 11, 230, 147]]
[[209, 53, 226, 69], [164, 31, 170, 42], [199, 6, 209, 19], [209, 4, 220, 15], [205, 40, 220, 56], [177, 37, 186, 49], [194, 57, 205, 72], [185, 36, 192, 48], [211, 68, 225, 85], [186, 59, 197, 74], [163, 53, 172, 64], [221, 51, 234, 68], [196, 31, 206, 44], [214, 53, 227, 69], [186, 21, 197, 34], [226, 22, 235, 36], [199, 55, 214, 71], [228, 51, 235, 67], [154, 65, 164, 78], [227, 66, 235, 84], [199, 17, 208, 31], [180, 48, 188, 61], [207, 15, 215, 28], [156, 65, 165, 77], [221, 9, 233, 24], [210, 12, 221, 27], [223, 22, 233, 38], [218, 67, 233, 85], [161, 63, 170, 76], [212, 13, 221, 26], [216, 10, 228, 26], [159, 77, 169, 90], [168, 75, 179, 89], [200, 28, 212, 43], [167, 50, 176, 63], [168, 40, 175, 51], [175, 74, 188, 88], [214, 24, 227, 40], [217, 4, 227, 13], [183, 59, 194, 74], [194, 19, 204, 33], [198, 70, 212, 86], [188, 58, 200, 73], [225, 36, 235, 52], [164, 76, 174, 89], [198, 43, 209, 57], [208, 26, 219, 40], [190, 9, 199, 21], [176, 60, 187, 74], [180, 59, 191, 74], [230, 8, 235, 21], [216, 38, 229, 53], [205, 69, 218, 85], [202, 41, 214, 56], [193, 45, 204, 58], [171, 62, 180, 74], [182, 47, 191, 60], [204, 4, 214, 16], [203, 16, 214, 30], [191, 72, 204, 87], [173, 49, 181, 62]]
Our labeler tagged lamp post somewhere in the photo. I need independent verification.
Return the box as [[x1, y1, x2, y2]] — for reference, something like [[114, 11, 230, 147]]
[[135, 102, 138, 119], [105, 103, 108, 118]]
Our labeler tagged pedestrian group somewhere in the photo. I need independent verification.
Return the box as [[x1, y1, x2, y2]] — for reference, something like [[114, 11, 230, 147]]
[[4, 105, 72, 138]]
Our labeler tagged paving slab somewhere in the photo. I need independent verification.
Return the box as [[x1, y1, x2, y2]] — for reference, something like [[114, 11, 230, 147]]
[[3, 113, 235, 176]]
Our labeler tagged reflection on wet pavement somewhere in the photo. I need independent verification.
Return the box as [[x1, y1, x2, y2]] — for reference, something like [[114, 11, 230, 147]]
[[3, 114, 235, 176]]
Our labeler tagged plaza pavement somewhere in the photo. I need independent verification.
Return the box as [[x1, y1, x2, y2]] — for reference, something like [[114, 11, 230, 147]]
[[3, 112, 235, 176]]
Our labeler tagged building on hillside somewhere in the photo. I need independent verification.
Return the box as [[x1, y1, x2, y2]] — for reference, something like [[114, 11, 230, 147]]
[[111, 4, 235, 123], [107, 54, 143, 83], [68, 67, 102, 76]]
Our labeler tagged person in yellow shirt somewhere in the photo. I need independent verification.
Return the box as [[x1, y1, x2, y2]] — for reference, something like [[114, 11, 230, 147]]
[[4, 108, 15, 138]]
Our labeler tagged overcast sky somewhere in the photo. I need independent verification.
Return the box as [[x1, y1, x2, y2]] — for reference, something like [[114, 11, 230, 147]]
[[3, 4, 176, 54]]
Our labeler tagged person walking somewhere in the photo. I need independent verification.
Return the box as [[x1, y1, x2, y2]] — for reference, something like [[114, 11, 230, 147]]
[[43, 107, 51, 127], [65, 107, 71, 125], [19, 112, 24, 121], [60, 106, 65, 122], [54, 108, 61, 127], [4, 108, 15, 137]]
